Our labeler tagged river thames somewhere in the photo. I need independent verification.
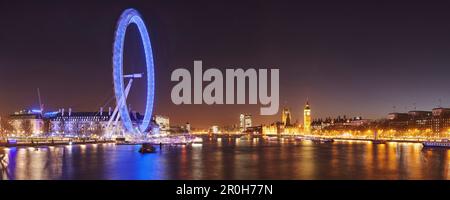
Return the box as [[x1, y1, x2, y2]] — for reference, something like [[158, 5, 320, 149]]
[[0, 139, 449, 180]]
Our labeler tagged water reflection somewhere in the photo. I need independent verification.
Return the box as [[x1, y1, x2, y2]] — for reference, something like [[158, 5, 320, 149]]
[[0, 140, 449, 180]]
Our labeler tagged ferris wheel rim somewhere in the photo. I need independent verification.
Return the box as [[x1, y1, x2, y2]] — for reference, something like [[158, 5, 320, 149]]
[[112, 8, 155, 134]]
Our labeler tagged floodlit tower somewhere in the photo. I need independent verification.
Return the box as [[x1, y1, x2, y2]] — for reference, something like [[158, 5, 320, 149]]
[[240, 114, 245, 131], [303, 100, 311, 133], [186, 122, 191, 132], [281, 107, 291, 126], [240, 113, 252, 132], [244, 115, 252, 129]]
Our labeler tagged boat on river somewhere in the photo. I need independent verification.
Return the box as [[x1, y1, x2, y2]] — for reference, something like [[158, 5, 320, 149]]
[[115, 137, 139, 145], [319, 138, 334, 143], [266, 136, 279, 141], [310, 137, 334, 143], [192, 137, 203, 144], [422, 139, 450, 148], [139, 143, 156, 153], [372, 131, 386, 144], [372, 140, 387, 144]]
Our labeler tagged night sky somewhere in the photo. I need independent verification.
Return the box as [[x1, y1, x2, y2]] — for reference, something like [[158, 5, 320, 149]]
[[1, 0, 450, 128]]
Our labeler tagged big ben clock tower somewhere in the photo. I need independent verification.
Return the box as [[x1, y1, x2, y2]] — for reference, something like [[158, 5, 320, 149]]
[[303, 100, 311, 133]]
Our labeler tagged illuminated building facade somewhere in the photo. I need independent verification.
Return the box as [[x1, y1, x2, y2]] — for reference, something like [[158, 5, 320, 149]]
[[211, 125, 219, 134], [310, 108, 450, 139], [387, 112, 410, 131], [262, 122, 301, 136], [239, 114, 252, 132], [154, 115, 170, 134], [312, 116, 371, 131], [387, 110, 436, 132], [48, 110, 115, 137], [9, 110, 45, 136], [407, 111, 432, 130], [47, 108, 144, 137], [260, 106, 302, 135], [262, 122, 282, 136], [303, 101, 311, 133], [431, 108, 450, 134], [186, 122, 191, 132]]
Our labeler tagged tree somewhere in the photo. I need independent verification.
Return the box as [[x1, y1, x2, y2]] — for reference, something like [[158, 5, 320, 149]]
[[0, 117, 13, 139]]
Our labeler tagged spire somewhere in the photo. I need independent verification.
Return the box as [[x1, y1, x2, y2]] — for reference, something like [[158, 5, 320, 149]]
[[305, 98, 310, 110]]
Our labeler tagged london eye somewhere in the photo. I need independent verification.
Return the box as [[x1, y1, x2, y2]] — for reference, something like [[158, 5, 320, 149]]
[[107, 8, 155, 135]]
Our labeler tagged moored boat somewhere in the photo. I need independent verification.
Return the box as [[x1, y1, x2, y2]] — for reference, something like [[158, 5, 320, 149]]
[[422, 140, 450, 148], [372, 140, 387, 144], [294, 136, 304, 141], [266, 136, 279, 141], [320, 138, 334, 143], [193, 137, 203, 144], [115, 137, 138, 145], [371, 131, 386, 144], [139, 143, 156, 153], [311, 138, 334, 143]]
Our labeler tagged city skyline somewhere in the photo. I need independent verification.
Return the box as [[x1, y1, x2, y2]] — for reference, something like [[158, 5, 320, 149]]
[[1, 1, 450, 128], [1, 1, 450, 184]]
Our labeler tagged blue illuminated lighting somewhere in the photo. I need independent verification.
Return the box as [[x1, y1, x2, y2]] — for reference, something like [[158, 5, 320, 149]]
[[31, 109, 42, 113], [44, 111, 59, 117], [113, 8, 155, 134], [8, 139, 17, 144]]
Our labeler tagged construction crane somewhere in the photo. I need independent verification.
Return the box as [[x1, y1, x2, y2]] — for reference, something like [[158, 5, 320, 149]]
[[37, 88, 44, 113]]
